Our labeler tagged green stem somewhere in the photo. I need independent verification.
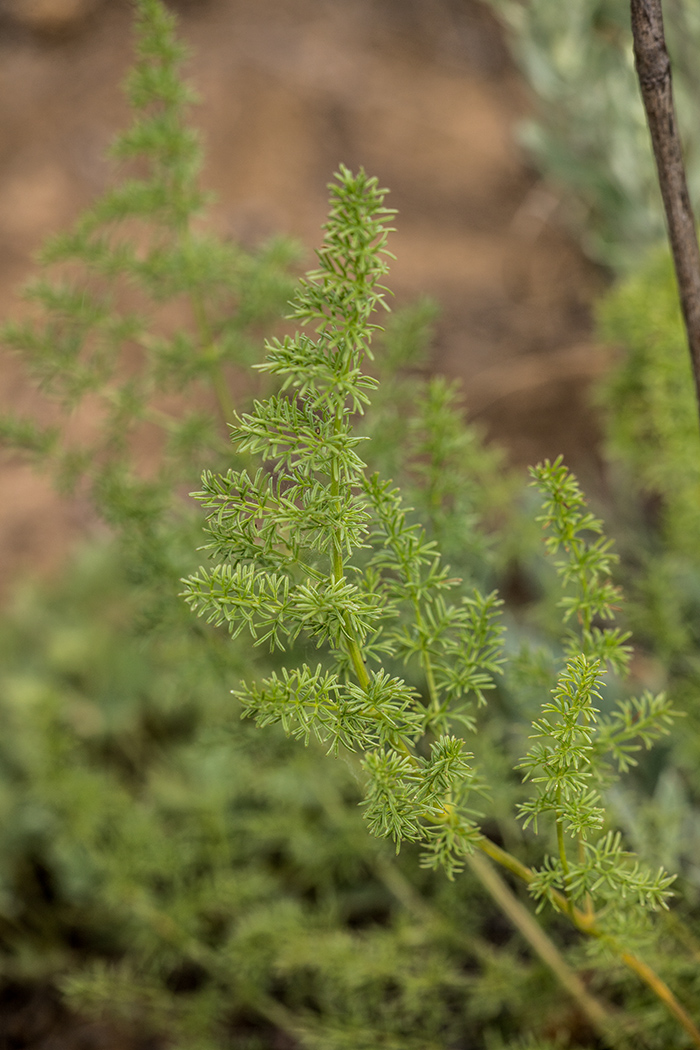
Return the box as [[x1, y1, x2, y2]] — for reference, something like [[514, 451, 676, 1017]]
[[411, 596, 441, 715], [191, 291, 235, 424], [468, 852, 629, 1048], [329, 415, 372, 692], [556, 818, 570, 882], [375, 849, 627, 1046], [325, 447, 699, 1047], [578, 834, 595, 921], [555, 790, 574, 918], [337, 619, 699, 1046], [475, 837, 700, 1047], [618, 948, 700, 1048]]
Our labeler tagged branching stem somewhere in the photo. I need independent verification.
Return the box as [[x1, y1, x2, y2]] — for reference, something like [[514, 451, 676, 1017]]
[[468, 852, 628, 1047], [477, 838, 700, 1046], [375, 849, 626, 1047], [556, 789, 574, 917]]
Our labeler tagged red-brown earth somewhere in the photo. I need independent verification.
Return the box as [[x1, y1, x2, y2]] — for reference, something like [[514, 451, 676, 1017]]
[[0, 0, 608, 599]]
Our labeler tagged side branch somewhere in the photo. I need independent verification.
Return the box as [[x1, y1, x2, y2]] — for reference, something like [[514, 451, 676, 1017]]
[[477, 836, 700, 1047], [630, 0, 700, 414], [467, 853, 621, 1045]]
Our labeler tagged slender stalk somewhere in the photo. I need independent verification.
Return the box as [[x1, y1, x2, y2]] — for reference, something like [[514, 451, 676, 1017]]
[[619, 949, 700, 1046], [191, 290, 235, 424], [329, 412, 372, 691], [630, 0, 700, 415], [408, 595, 441, 715], [374, 849, 626, 1047], [578, 834, 595, 922], [476, 837, 700, 1047], [468, 852, 629, 1048], [555, 791, 574, 918]]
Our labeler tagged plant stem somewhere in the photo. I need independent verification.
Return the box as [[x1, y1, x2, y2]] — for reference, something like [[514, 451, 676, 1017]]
[[336, 612, 631, 1036], [332, 475, 700, 1046], [329, 414, 372, 691], [619, 948, 700, 1046], [339, 612, 699, 1044], [476, 836, 700, 1046], [375, 848, 627, 1047], [630, 0, 700, 416], [408, 595, 441, 715], [191, 291, 235, 424], [555, 794, 574, 918], [468, 852, 629, 1048], [578, 834, 595, 922]]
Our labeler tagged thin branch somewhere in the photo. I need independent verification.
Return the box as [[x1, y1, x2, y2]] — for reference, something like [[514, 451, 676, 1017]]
[[467, 853, 629, 1048], [477, 836, 700, 1048], [374, 847, 628, 1046], [630, 0, 700, 414]]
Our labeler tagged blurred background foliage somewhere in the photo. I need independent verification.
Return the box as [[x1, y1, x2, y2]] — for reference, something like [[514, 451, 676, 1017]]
[[486, 0, 700, 269], [1, 0, 700, 1048]]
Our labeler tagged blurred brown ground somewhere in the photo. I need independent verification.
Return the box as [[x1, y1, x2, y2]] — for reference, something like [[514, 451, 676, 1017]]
[[0, 0, 608, 596]]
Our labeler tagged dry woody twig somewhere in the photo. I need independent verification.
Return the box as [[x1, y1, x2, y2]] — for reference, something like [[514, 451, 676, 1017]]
[[630, 0, 700, 413]]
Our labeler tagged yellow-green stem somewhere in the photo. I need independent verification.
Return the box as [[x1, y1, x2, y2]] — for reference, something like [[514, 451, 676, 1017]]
[[619, 949, 700, 1047], [578, 834, 595, 921], [410, 596, 441, 714], [325, 434, 700, 1047], [476, 838, 700, 1046], [375, 849, 626, 1046], [468, 852, 627, 1047], [555, 793, 574, 918]]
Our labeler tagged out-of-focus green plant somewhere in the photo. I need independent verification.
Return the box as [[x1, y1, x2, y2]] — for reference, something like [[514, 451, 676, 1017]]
[[485, 0, 700, 268], [598, 247, 700, 566], [0, 542, 514, 1050], [0, 0, 300, 615], [596, 245, 700, 814]]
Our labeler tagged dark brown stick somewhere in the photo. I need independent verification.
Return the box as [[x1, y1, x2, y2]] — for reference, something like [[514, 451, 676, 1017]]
[[630, 0, 700, 414]]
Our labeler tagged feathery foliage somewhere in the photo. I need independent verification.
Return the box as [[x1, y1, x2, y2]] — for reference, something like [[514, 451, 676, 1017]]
[[185, 165, 691, 1046], [0, 1, 698, 1047], [0, 0, 299, 581]]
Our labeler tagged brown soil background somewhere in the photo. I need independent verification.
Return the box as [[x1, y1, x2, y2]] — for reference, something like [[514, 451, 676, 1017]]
[[0, 0, 607, 596]]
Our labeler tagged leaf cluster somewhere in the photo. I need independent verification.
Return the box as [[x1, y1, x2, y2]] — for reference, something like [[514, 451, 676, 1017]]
[[0, 1, 695, 1046], [518, 460, 677, 930], [184, 167, 505, 880]]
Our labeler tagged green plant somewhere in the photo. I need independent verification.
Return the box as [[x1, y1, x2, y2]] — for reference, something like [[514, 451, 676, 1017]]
[[184, 166, 698, 1046], [594, 242, 700, 874], [0, 4, 562, 1049], [0, 0, 300, 607], [3, 1, 699, 1047]]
